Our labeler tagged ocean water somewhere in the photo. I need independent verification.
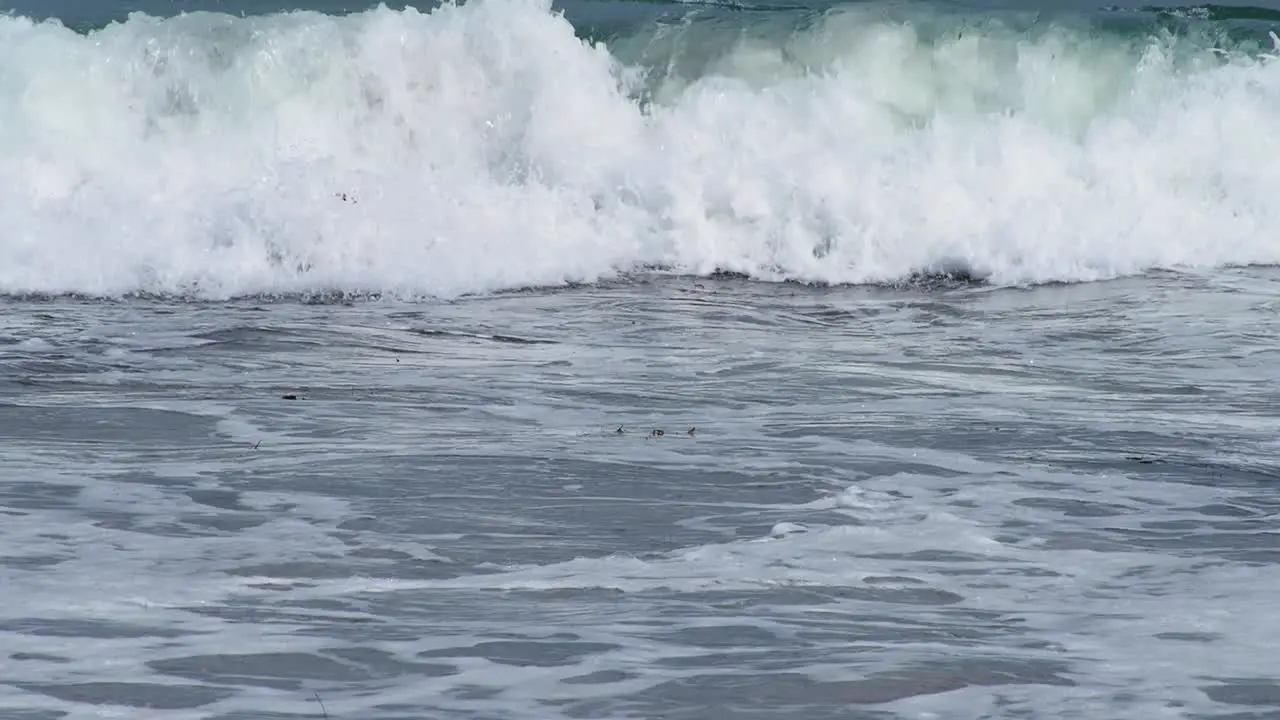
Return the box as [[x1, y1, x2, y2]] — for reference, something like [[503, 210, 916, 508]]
[[3, 0, 1280, 718]]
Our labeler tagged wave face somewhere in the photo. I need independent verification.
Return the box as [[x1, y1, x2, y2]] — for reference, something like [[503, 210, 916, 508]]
[[1, 0, 1279, 298]]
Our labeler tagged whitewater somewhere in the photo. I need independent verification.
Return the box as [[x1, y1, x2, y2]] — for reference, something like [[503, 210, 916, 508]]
[[1, 0, 1279, 298], [5, 2, 1280, 720]]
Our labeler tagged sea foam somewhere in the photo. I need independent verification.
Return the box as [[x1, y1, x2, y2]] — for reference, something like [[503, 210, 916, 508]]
[[1, 0, 1278, 298]]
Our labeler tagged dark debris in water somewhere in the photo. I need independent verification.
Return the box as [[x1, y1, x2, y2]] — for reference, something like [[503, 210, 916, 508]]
[[610, 425, 698, 439]]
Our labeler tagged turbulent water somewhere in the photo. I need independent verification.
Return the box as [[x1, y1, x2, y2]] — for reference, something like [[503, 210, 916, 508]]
[[3, 0, 1280, 718], [1, 0, 1279, 296]]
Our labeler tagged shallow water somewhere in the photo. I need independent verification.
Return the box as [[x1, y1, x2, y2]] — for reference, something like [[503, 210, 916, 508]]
[[4, 270, 1280, 719]]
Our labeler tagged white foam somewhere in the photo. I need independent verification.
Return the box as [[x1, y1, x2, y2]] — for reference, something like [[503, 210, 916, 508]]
[[1, 0, 1278, 298]]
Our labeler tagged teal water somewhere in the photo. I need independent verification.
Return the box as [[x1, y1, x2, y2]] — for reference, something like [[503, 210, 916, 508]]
[[8, 0, 1280, 39]]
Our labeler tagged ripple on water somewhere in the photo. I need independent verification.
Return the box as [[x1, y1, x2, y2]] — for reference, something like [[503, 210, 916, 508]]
[[2, 274, 1280, 719]]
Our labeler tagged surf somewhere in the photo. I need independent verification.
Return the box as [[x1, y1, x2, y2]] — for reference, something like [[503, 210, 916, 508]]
[[0, 0, 1278, 299]]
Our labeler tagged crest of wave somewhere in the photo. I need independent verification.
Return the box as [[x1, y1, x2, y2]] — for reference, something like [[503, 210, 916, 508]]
[[0, 0, 1278, 297]]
